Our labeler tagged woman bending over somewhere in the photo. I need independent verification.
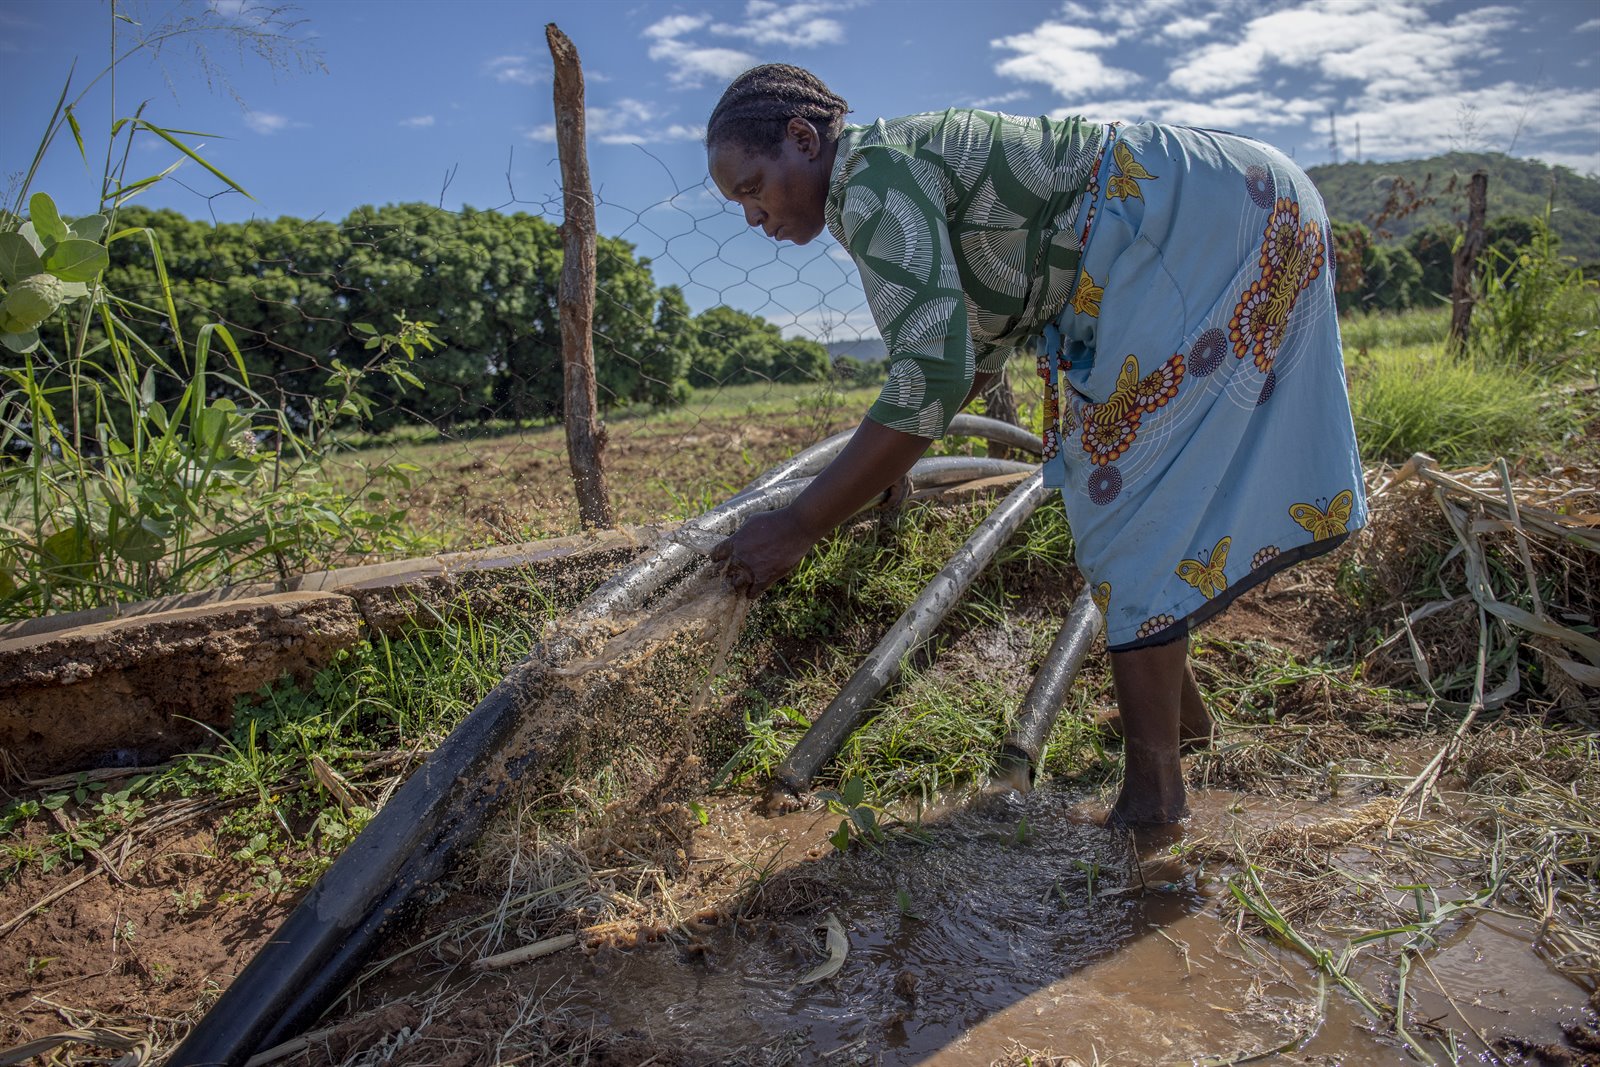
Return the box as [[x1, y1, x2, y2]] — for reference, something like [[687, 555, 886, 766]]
[[707, 64, 1365, 826]]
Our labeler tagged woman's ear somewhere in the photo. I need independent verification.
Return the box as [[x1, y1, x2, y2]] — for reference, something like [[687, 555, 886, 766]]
[[788, 116, 821, 159]]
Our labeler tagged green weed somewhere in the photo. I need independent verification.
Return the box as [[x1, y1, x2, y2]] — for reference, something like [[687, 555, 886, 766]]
[[1472, 218, 1600, 373], [0, 29, 427, 621], [1344, 342, 1567, 465], [1340, 306, 1452, 351]]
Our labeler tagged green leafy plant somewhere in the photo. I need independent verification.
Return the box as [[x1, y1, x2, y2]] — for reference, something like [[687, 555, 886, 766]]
[[817, 775, 887, 853], [1471, 216, 1599, 373], [0, 22, 431, 620]]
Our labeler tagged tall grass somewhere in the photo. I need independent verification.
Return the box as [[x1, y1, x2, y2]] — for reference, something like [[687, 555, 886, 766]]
[[1340, 306, 1451, 351], [0, 16, 431, 621], [1472, 220, 1600, 374], [1345, 343, 1567, 466]]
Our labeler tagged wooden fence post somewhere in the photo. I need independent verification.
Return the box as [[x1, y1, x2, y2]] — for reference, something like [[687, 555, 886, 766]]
[[546, 23, 614, 529], [1448, 169, 1488, 353], [981, 371, 1019, 460]]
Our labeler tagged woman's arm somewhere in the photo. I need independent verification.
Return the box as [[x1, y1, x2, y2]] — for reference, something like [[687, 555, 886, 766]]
[[713, 370, 996, 594]]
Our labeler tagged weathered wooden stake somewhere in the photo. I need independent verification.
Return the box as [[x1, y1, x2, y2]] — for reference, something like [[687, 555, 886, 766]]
[[1448, 169, 1488, 353], [546, 23, 614, 529], [981, 370, 1019, 460]]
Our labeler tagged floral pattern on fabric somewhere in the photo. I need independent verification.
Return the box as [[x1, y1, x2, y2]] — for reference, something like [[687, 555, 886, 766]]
[[1250, 545, 1281, 571], [1075, 123, 1117, 247], [1079, 352, 1185, 466], [1039, 122, 1368, 652], [1229, 198, 1326, 373], [1136, 614, 1176, 639], [1037, 348, 1063, 463]]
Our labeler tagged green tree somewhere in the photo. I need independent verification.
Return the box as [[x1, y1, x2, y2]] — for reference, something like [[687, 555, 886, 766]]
[[1404, 221, 1457, 305], [690, 305, 828, 386], [629, 284, 696, 409], [592, 236, 668, 412]]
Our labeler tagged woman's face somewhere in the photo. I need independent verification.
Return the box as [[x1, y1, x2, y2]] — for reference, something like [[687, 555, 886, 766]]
[[709, 116, 834, 245]]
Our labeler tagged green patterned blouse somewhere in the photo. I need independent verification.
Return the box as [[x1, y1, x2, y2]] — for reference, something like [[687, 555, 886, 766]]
[[824, 109, 1105, 438]]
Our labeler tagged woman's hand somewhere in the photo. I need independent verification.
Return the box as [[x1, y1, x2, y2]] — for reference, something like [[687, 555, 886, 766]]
[[711, 507, 818, 596], [712, 416, 934, 597]]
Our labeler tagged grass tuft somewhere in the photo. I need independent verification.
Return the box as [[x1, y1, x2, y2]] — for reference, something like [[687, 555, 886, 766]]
[[1345, 342, 1569, 465]]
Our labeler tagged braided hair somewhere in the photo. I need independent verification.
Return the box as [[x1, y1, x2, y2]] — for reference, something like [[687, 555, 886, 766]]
[[705, 64, 849, 158]]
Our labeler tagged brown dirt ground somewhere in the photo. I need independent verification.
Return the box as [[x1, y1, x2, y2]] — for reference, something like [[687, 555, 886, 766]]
[[3, 458, 1595, 1064], [340, 415, 857, 549]]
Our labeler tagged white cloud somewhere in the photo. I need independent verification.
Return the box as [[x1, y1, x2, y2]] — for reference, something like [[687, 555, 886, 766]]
[[1336, 81, 1600, 165], [486, 54, 546, 87], [1060, 91, 1328, 131], [527, 98, 706, 145], [400, 115, 435, 128], [986, 0, 1594, 172], [643, 2, 852, 87], [967, 89, 1030, 110], [1166, 1, 1516, 98], [1576, 17, 1600, 32], [243, 111, 292, 135], [711, 1, 846, 48], [645, 13, 756, 87], [1159, 15, 1214, 40], [990, 23, 1140, 96], [206, 0, 280, 30], [646, 14, 712, 40]]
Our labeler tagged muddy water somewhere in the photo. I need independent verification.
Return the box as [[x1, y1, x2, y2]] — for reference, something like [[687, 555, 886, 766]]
[[514, 788, 1588, 1065]]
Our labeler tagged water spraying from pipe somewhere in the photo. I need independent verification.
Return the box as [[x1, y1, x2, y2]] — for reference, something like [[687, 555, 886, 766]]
[[173, 421, 1041, 1065]]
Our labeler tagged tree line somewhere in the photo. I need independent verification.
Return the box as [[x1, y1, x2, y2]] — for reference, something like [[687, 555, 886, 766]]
[[1328, 213, 1564, 316], [103, 204, 833, 430], [97, 200, 1569, 434]]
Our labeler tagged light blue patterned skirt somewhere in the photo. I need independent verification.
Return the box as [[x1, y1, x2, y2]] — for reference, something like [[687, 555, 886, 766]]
[[1038, 122, 1367, 651]]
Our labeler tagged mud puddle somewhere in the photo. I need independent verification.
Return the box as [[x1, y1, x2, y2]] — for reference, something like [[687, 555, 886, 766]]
[[484, 789, 1590, 1065]]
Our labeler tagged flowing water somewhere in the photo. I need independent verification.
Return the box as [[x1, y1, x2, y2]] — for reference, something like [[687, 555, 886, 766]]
[[511, 788, 1589, 1065], [335, 573, 1591, 1065]]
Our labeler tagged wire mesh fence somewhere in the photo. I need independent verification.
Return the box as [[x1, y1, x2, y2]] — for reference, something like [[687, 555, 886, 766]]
[[0, 129, 922, 622], [2, 77, 1577, 624]]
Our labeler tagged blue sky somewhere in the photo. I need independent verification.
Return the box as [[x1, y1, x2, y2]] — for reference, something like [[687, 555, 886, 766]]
[[5, 0, 1598, 341]]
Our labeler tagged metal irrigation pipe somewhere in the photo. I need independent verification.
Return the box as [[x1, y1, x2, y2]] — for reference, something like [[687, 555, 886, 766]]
[[738, 413, 1038, 498], [172, 433, 1038, 1064], [765, 466, 1048, 808], [994, 587, 1104, 787], [581, 414, 1039, 621]]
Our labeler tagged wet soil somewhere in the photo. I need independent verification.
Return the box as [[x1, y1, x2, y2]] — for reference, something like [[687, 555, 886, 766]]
[[2, 513, 1596, 1065], [303, 789, 1593, 1067]]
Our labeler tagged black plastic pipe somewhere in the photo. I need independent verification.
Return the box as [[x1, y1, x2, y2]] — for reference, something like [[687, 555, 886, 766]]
[[766, 467, 1047, 808], [172, 437, 1039, 1064], [170, 474, 808, 1066], [994, 587, 1104, 788]]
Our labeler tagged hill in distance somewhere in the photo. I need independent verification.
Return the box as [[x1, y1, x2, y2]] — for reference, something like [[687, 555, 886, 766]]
[[825, 337, 889, 363], [1307, 151, 1600, 264]]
